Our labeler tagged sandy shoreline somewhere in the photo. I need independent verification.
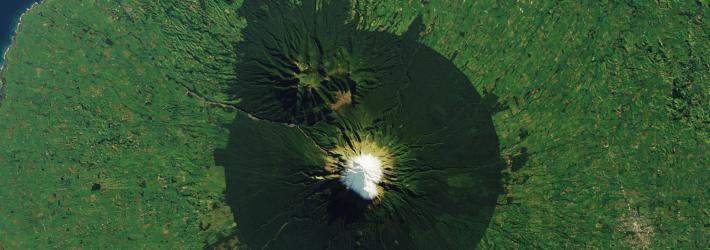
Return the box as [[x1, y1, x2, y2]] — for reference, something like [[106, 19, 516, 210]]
[[0, 1, 42, 103]]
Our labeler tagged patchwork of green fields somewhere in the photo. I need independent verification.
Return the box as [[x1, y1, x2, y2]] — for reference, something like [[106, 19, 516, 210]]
[[0, 0, 707, 248]]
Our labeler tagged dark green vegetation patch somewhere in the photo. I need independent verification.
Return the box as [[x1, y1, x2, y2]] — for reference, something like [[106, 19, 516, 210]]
[[0, 0, 707, 249], [217, 1, 501, 248]]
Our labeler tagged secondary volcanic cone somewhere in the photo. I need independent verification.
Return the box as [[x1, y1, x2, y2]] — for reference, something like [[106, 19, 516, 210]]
[[229, 0, 400, 125], [217, 0, 502, 249]]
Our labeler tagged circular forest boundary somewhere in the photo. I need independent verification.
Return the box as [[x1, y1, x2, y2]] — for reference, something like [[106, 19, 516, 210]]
[[0, 0, 707, 249]]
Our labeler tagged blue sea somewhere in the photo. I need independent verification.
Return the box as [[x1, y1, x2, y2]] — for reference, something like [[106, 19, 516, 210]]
[[1, 0, 39, 65]]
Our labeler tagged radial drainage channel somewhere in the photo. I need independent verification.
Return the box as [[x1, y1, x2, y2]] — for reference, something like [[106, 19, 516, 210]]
[[215, 0, 503, 249]]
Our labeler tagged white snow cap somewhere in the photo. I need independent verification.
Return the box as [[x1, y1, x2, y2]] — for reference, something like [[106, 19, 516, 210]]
[[341, 153, 383, 200]]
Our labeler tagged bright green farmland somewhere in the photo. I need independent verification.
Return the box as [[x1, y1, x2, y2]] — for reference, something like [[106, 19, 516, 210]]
[[0, 0, 707, 249]]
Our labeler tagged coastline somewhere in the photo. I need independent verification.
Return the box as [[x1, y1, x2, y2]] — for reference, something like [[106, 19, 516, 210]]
[[0, 1, 42, 103]]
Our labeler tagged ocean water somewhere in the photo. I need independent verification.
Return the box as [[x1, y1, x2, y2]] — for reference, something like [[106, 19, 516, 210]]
[[1, 0, 39, 65]]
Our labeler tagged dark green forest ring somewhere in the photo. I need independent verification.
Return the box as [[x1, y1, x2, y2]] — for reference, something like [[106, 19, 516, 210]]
[[216, 0, 503, 249]]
